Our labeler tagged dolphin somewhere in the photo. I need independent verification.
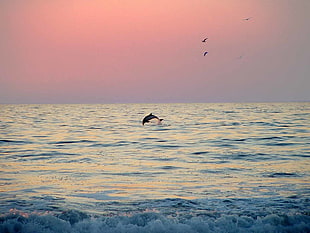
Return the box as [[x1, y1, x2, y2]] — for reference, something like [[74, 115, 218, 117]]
[[142, 113, 163, 125]]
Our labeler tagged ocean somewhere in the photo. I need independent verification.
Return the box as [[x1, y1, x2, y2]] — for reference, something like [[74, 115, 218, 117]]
[[0, 103, 309, 232]]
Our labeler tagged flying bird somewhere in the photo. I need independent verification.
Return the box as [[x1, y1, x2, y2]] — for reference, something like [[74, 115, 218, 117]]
[[142, 113, 163, 125], [202, 38, 208, 42], [243, 17, 252, 21], [203, 51, 208, 56]]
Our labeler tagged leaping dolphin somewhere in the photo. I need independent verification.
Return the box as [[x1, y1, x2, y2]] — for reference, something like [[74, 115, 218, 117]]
[[142, 113, 163, 125]]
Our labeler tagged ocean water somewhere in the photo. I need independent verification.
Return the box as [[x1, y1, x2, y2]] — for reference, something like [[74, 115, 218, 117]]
[[0, 102, 309, 232]]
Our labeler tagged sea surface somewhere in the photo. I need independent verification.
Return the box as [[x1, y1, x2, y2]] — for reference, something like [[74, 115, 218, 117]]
[[0, 103, 309, 232]]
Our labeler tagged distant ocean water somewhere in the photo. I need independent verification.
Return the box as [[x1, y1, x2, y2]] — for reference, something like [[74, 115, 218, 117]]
[[0, 103, 309, 233]]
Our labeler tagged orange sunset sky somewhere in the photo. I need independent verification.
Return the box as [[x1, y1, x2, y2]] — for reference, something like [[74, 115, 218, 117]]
[[1, 0, 309, 104]]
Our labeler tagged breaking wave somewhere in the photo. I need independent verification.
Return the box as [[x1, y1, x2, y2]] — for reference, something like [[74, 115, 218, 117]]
[[1, 210, 309, 233]]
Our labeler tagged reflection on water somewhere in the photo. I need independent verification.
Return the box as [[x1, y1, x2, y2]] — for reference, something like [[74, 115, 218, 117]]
[[0, 103, 309, 214]]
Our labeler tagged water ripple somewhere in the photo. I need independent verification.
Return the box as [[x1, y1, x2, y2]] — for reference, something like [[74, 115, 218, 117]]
[[1, 102, 309, 217]]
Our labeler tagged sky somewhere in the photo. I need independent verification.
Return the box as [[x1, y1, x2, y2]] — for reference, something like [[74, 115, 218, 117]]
[[1, 0, 309, 104]]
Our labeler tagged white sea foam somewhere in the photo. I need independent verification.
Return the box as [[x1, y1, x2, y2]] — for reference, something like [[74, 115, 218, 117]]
[[1, 211, 309, 233]]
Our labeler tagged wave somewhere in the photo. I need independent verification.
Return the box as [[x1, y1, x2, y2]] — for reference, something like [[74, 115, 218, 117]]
[[52, 140, 96, 144], [266, 172, 301, 178], [1, 210, 309, 233], [0, 139, 30, 145]]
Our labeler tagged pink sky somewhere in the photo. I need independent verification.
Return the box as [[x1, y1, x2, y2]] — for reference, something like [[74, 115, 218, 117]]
[[1, 0, 309, 103]]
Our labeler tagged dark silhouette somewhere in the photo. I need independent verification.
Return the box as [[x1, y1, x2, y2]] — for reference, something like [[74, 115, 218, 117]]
[[142, 113, 163, 125]]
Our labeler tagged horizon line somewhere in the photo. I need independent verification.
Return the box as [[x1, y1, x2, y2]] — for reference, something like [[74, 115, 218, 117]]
[[1, 100, 309, 105]]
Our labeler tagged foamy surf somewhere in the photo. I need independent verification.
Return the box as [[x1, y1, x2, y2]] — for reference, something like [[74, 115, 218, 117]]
[[1, 197, 309, 233], [1, 209, 309, 233]]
